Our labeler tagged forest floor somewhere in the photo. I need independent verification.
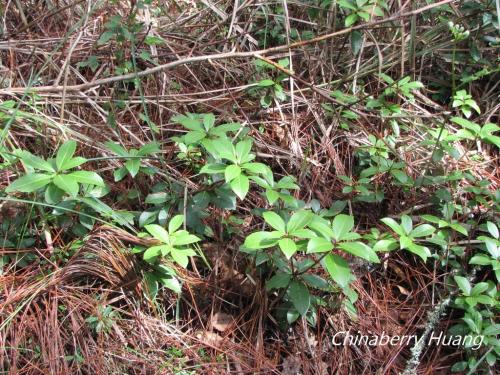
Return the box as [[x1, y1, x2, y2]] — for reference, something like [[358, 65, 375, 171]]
[[0, 1, 499, 374]]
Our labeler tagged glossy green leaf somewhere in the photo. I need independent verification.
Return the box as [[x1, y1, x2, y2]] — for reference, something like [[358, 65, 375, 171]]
[[391, 169, 409, 184], [345, 13, 358, 27], [243, 231, 281, 249], [411, 224, 435, 238], [59, 157, 87, 171], [235, 139, 253, 163], [322, 253, 353, 288], [302, 274, 329, 290], [53, 174, 79, 197], [265, 189, 280, 204], [210, 123, 241, 136], [6, 173, 53, 193], [279, 238, 297, 259], [21, 152, 55, 172], [145, 224, 170, 243], [450, 223, 468, 236], [125, 158, 141, 178], [44, 183, 64, 204], [224, 164, 241, 183], [68, 171, 105, 186], [213, 138, 236, 161], [454, 276, 471, 296], [381, 217, 405, 236], [469, 254, 491, 265], [56, 140, 77, 170], [331, 214, 354, 241], [171, 248, 196, 268], [171, 115, 203, 131], [168, 215, 184, 233], [470, 282, 489, 296], [351, 30, 363, 55], [172, 231, 200, 246], [105, 141, 129, 156], [481, 237, 500, 258], [421, 215, 440, 224], [113, 166, 128, 182], [139, 210, 159, 227], [200, 163, 227, 174], [307, 237, 333, 253], [407, 243, 431, 262], [202, 113, 215, 131], [486, 221, 499, 239], [184, 130, 206, 144], [274, 176, 297, 189], [290, 229, 317, 238], [230, 174, 249, 200], [400, 235, 413, 249], [287, 210, 313, 233], [450, 362, 467, 372], [263, 211, 286, 233], [138, 142, 161, 156], [338, 0, 357, 10], [451, 117, 481, 135], [339, 241, 379, 263], [241, 162, 269, 175], [308, 216, 335, 239], [288, 281, 310, 316], [373, 239, 398, 252], [401, 215, 413, 234], [143, 245, 164, 263], [266, 273, 291, 290], [97, 31, 114, 45], [145, 192, 169, 204], [258, 79, 275, 87], [161, 276, 182, 294]]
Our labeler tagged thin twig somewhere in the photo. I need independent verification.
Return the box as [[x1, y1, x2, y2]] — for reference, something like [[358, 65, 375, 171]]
[[0, 0, 453, 95]]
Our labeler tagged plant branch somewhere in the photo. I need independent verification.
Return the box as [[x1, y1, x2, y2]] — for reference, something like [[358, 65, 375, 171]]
[[0, 0, 453, 95]]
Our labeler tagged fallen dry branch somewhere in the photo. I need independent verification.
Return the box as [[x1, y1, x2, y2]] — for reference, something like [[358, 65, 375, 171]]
[[0, 0, 453, 95]]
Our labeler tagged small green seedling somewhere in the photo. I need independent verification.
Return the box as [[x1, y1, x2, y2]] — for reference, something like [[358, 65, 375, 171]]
[[105, 141, 160, 181]]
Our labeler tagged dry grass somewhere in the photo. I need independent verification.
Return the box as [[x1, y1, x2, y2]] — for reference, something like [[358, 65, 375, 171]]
[[1, 0, 498, 374]]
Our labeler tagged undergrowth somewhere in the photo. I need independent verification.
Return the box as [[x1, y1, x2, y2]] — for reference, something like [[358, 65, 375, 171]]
[[0, 0, 498, 374]]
